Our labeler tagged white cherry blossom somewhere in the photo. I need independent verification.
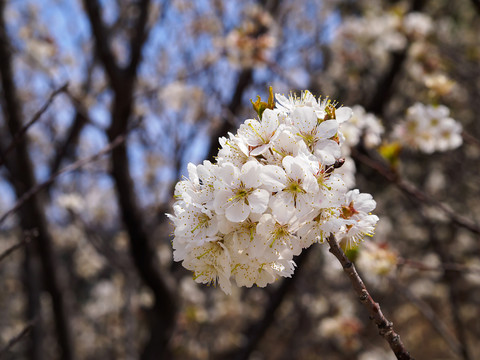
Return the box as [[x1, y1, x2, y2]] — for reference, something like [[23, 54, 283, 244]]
[[168, 89, 380, 294]]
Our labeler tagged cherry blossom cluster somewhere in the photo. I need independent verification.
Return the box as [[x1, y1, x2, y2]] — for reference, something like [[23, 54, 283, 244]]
[[393, 102, 462, 153], [168, 90, 379, 294]]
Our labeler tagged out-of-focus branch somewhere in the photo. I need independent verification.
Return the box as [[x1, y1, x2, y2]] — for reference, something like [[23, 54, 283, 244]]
[[425, 222, 472, 360], [0, 134, 126, 226], [229, 248, 312, 360], [366, 0, 426, 116], [392, 277, 462, 358], [471, 0, 480, 15], [48, 110, 88, 177], [127, 0, 150, 76], [326, 234, 413, 360], [398, 258, 480, 274], [82, 0, 121, 87], [0, 318, 37, 357], [206, 0, 281, 161], [83, 1, 177, 358], [0, 2, 75, 358], [0, 82, 68, 167], [462, 131, 480, 150], [351, 149, 480, 235], [0, 234, 31, 263], [206, 68, 253, 161]]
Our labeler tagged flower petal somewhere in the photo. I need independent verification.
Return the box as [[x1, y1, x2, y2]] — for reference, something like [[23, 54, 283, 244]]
[[248, 189, 270, 214]]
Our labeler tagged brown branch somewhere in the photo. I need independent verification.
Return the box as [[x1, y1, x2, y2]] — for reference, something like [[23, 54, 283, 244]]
[[0, 318, 37, 357], [391, 277, 462, 358], [351, 149, 480, 235], [0, 134, 126, 226], [0, 233, 32, 263], [365, 0, 426, 116], [326, 234, 413, 360], [471, 0, 480, 15], [206, 68, 253, 161], [0, 82, 68, 167], [127, 0, 151, 76], [0, 2, 75, 358], [83, 1, 177, 358], [82, 0, 122, 87], [206, 0, 281, 161], [48, 110, 88, 177], [462, 131, 480, 151], [398, 258, 480, 274], [228, 248, 312, 360], [23, 239, 44, 360], [425, 222, 472, 360]]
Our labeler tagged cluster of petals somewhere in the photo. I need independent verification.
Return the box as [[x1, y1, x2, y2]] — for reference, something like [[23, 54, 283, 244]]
[[168, 90, 379, 294], [393, 102, 462, 153]]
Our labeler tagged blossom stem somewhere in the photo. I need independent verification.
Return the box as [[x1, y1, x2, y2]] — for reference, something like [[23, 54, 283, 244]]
[[326, 234, 414, 360]]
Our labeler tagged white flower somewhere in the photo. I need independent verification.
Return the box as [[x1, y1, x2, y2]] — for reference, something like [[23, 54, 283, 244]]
[[338, 190, 379, 249], [261, 155, 319, 223], [237, 109, 280, 155], [217, 132, 250, 167], [256, 213, 301, 256], [168, 89, 379, 294], [403, 12, 433, 38], [213, 161, 270, 222], [393, 103, 462, 153], [183, 240, 232, 294]]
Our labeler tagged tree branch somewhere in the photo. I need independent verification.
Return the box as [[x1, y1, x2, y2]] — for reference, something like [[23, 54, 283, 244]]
[[230, 249, 312, 360], [0, 318, 37, 357], [391, 277, 462, 358], [351, 149, 480, 235], [82, 0, 122, 87], [326, 234, 413, 360], [0, 2, 75, 358], [0, 82, 68, 167], [365, 0, 426, 116], [127, 0, 151, 76], [83, 1, 177, 357], [471, 0, 480, 15], [0, 134, 126, 226], [0, 233, 31, 263]]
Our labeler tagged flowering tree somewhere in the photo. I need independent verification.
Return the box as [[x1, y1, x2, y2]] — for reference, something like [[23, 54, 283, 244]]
[[0, 0, 479, 359]]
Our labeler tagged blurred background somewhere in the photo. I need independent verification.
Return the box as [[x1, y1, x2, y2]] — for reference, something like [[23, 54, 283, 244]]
[[0, 0, 479, 359]]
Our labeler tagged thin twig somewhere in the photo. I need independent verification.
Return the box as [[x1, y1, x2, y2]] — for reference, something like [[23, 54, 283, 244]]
[[0, 82, 68, 167], [351, 149, 480, 235], [0, 230, 36, 263], [0, 318, 37, 357], [462, 131, 480, 150], [0, 239, 26, 263], [398, 258, 480, 274], [391, 277, 462, 358], [0, 135, 126, 226], [326, 234, 413, 360]]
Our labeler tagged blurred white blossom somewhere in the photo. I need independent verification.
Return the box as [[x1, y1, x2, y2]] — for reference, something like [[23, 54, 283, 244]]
[[393, 103, 462, 153]]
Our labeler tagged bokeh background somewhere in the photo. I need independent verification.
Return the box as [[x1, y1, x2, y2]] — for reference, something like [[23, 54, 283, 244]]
[[0, 0, 479, 359]]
